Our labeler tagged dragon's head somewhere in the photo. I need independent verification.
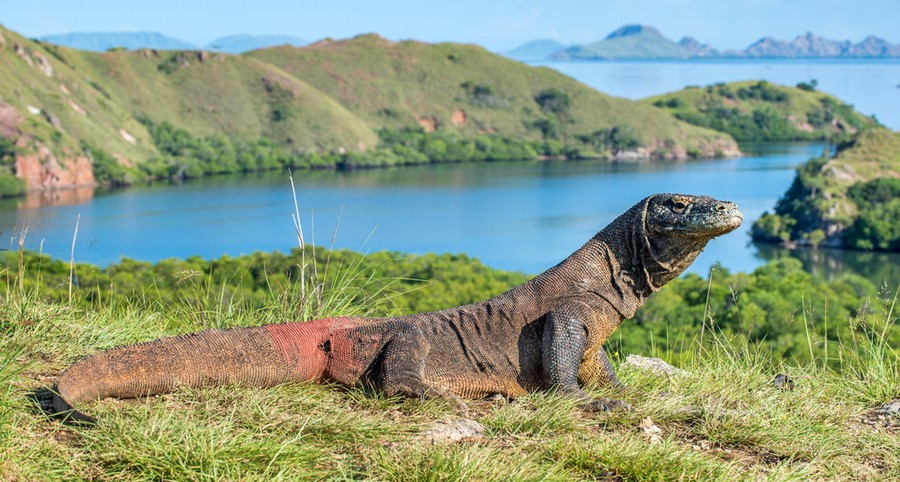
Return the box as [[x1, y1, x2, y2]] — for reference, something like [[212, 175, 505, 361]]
[[644, 193, 743, 240], [630, 193, 743, 290]]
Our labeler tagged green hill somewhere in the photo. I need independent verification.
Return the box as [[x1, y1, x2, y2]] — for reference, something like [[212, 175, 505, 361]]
[[0, 26, 738, 195], [0, 26, 376, 192], [645, 80, 878, 141], [752, 129, 900, 250], [66, 49, 378, 149], [552, 25, 693, 60], [248, 35, 737, 157]]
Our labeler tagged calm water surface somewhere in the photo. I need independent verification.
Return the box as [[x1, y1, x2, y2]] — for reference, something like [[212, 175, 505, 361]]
[[2, 60, 899, 286], [8, 142, 894, 283], [535, 59, 900, 130]]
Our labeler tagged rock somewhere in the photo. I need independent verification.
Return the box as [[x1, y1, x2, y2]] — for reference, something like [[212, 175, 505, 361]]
[[26, 105, 40, 115], [14, 139, 96, 190], [773, 373, 794, 390], [421, 418, 485, 444], [451, 109, 466, 127], [0, 27, 6, 49], [69, 100, 87, 116], [0, 101, 23, 138], [113, 152, 133, 168], [417, 117, 437, 132], [35, 53, 53, 77], [119, 128, 136, 144], [875, 400, 900, 416], [624, 354, 690, 377], [15, 44, 34, 67], [639, 417, 662, 444], [41, 110, 63, 130]]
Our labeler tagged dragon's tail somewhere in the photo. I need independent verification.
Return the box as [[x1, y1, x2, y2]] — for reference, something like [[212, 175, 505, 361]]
[[51, 321, 333, 422]]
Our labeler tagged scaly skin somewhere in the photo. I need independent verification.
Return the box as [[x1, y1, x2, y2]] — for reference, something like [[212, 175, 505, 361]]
[[50, 193, 742, 421]]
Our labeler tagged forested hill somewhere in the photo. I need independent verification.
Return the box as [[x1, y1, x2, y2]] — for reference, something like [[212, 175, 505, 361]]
[[645, 80, 879, 142], [0, 26, 737, 196], [751, 129, 900, 251]]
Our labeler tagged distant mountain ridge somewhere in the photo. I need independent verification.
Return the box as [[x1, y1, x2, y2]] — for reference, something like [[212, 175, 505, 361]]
[[40, 31, 196, 51], [503, 39, 567, 61], [39, 31, 306, 53], [550, 25, 692, 60], [742, 32, 900, 58], [506, 25, 900, 60]]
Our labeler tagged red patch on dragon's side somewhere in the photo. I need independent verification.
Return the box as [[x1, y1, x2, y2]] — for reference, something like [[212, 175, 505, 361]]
[[266, 317, 378, 384], [264, 319, 333, 380]]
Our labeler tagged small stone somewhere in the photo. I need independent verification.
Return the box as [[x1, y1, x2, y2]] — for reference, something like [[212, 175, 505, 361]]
[[624, 354, 690, 377], [875, 400, 900, 416], [773, 373, 794, 390], [42, 110, 62, 130], [639, 417, 662, 444], [421, 418, 485, 444]]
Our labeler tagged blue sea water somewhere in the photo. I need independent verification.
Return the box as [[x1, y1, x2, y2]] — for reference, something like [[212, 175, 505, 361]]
[[1, 60, 898, 285]]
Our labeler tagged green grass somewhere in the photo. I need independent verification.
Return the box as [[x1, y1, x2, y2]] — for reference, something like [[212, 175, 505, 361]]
[[1, 251, 898, 480]]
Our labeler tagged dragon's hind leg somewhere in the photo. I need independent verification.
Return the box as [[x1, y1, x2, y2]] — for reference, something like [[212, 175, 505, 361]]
[[373, 322, 468, 410]]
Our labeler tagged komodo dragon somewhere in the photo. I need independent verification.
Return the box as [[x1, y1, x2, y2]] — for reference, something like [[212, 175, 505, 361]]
[[48, 193, 742, 422]]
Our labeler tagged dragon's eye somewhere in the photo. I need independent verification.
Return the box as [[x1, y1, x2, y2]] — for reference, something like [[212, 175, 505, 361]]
[[672, 201, 688, 213]]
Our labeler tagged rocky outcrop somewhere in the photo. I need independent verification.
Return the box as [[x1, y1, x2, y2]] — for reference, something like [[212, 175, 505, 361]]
[[451, 109, 466, 127], [417, 117, 438, 132], [613, 137, 740, 162], [15, 43, 34, 67], [0, 101, 22, 138], [35, 52, 53, 77], [14, 139, 95, 191]]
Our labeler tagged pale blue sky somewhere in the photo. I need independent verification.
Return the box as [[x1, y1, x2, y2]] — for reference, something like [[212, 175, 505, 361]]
[[0, 0, 896, 51]]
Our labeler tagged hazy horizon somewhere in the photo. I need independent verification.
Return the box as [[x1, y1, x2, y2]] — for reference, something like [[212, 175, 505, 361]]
[[2, 0, 897, 52]]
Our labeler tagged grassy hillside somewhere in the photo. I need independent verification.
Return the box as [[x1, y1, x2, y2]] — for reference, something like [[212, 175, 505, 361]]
[[66, 49, 378, 150], [645, 80, 879, 141], [1, 248, 898, 480], [0, 26, 376, 192], [0, 28, 157, 193], [752, 129, 900, 250], [1, 26, 739, 196], [247, 35, 738, 158]]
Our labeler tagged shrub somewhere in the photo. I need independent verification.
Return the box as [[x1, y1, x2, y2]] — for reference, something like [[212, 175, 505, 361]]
[[796, 79, 818, 91], [0, 174, 26, 198], [533, 88, 571, 115]]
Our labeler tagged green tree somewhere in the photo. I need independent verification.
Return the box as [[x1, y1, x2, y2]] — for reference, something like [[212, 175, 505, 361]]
[[533, 88, 571, 115]]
